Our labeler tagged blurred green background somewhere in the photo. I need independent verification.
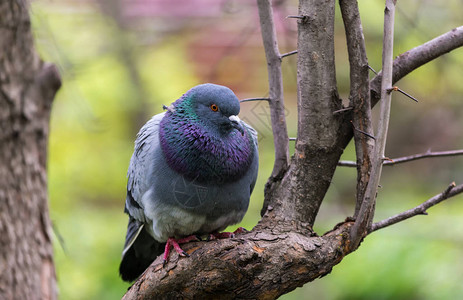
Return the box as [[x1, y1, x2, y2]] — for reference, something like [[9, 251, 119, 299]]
[[31, 0, 463, 299]]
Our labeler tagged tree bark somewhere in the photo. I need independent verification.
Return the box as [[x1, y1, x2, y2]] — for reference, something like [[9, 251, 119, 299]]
[[339, 0, 373, 220], [0, 1, 61, 299], [257, 0, 290, 181], [122, 219, 352, 300], [263, 0, 343, 227]]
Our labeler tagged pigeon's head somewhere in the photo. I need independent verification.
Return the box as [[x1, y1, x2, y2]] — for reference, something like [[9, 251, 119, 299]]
[[172, 83, 244, 136]]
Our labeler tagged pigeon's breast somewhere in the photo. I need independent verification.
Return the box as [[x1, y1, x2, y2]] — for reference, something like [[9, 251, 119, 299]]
[[143, 154, 254, 241]]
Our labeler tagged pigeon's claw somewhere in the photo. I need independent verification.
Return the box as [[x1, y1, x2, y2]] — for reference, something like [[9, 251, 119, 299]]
[[162, 235, 200, 267], [207, 227, 248, 241]]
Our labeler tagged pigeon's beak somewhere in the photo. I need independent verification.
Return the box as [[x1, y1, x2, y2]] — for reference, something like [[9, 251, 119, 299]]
[[229, 115, 244, 136]]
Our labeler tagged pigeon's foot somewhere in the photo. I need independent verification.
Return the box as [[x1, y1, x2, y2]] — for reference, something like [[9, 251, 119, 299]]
[[163, 235, 200, 267], [207, 227, 248, 241]]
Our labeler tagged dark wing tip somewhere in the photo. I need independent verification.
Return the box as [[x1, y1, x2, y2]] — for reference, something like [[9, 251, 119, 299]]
[[119, 246, 149, 282]]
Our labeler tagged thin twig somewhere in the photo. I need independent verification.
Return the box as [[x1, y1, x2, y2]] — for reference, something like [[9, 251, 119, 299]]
[[280, 50, 298, 58], [384, 149, 463, 165], [370, 182, 463, 232], [257, 0, 290, 179], [240, 97, 270, 103], [338, 149, 463, 167], [351, 0, 396, 248]]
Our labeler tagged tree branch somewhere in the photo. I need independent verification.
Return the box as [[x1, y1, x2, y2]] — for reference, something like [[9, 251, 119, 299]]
[[351, 0, 396, 250], [339, 0, 374, 220], [264, 0, 343, 225], [335, 26, 463, 154], [339, 149, 463, 167], [370, 182, 463, 232], [122, 219, 353, 300], [370, 25, 463, 104], [257, 0, 290, 181]]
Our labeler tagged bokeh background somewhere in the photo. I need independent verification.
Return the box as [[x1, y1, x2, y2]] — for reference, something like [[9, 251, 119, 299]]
[[30, 0, 463, 299]]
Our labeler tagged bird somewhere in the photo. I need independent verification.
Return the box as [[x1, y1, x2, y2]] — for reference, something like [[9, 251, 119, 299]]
[[119, 83, 259, 282]]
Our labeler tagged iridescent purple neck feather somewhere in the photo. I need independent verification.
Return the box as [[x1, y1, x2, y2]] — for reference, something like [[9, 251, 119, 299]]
[[159, 89, 255, 184]]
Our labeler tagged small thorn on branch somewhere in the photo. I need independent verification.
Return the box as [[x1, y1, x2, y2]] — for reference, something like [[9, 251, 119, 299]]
[[286, 15, 309, 23], [333, 107, 353, 115], [368, 65, 378, 75], [350, 121, 376, 140], [286, 15, 305, 19], [443, 181, 456, 197], [240, 97, 270, 103], [386, 86, 419, 102], [280, 50, 298, 59]]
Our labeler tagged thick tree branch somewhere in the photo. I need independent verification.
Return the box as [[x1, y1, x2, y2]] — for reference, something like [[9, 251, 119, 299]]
[[351, 0, 396, 250], [339, 149, 463, 167], [264, 0, 343, 225], [339, 0, 374, 219], [370, 182, 463, 232], [122, 218, 353, 300]]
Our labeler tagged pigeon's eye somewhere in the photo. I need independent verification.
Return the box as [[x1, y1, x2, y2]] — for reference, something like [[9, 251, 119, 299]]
[[210, 104, 219, 112]]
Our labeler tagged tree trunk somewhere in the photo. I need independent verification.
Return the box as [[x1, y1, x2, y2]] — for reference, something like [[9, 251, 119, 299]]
[[0, 1, 61, 299]]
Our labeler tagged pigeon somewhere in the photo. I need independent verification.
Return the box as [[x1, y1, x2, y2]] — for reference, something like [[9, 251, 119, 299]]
[[119, 83, 259, 282]]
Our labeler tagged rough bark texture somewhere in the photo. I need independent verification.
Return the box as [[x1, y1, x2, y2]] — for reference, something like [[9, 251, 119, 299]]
[[257, 0, 289, 179], [339, 0, 374, 220], [0, 1, 61, 299], [264, 0, 344, 227], [351, 0, 396, 250], [257, 0, 290, 217], [122, 216, 353, 300]]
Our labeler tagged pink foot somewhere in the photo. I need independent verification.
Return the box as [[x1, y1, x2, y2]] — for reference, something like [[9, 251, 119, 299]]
[[207, 227, 248, 241], [163, 235, 200, 267]]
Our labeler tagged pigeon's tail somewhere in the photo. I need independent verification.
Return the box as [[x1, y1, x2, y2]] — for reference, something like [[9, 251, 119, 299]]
[[119, 217, 164, 282]]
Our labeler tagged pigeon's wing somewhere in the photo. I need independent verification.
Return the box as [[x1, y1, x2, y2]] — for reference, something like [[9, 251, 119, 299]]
[[121, 217, 145, 257], [120, 113, 166, 282], [124, 112, 166, 222], [119, 217, 164, 282], [242, 120, 259, 194]]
